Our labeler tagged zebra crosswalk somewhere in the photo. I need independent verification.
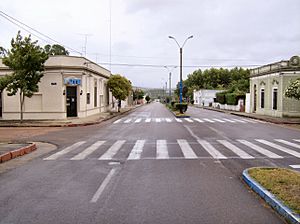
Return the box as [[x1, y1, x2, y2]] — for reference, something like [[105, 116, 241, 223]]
[[113, 117, 265, 124], [43, 139, 300, 161]]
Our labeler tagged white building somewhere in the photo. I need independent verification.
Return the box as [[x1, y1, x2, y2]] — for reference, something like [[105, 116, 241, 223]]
[[193, 89, 224, 106], [0, 55, 113, 120]]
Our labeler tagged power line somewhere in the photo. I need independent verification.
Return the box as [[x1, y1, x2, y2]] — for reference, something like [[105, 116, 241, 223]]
[[98, 62, 262, 68], [0, 10, 82, 55]]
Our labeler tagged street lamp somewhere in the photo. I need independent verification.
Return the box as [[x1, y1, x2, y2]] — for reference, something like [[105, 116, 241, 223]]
[[168, 35, 193, 103], [164, 65, 177, 99]]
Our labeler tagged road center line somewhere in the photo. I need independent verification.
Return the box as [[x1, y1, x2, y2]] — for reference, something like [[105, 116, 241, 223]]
[[90, 168, 117, 203]]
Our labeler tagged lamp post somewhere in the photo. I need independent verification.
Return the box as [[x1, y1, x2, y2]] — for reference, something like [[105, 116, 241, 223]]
[[168, 35, 193, 103], [164, 66, 177, 99]]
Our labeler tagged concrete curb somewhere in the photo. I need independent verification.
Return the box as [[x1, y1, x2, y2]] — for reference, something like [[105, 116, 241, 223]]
[[242, 168, 300, 224], [0, 143, 37, 163]]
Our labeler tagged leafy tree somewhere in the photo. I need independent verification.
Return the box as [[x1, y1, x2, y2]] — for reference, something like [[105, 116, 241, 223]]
[[0, 75, 12, 92], [284, 78, 300, 100], [44, 44, 69, 55], [107, 74, 132, 112], [0, 31, 48, 122], [145, 95, 150, 103], [133, 89, 144, 101]]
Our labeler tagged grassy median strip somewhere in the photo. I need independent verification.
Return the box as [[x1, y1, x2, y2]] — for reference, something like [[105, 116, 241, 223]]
[[248, 167, 300, 215]]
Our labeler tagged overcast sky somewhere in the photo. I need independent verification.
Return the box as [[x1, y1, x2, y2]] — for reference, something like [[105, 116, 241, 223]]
[[1, 0, 299, 88]]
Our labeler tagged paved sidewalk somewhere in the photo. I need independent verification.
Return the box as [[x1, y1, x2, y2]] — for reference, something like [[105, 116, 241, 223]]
[[0, 105, 140, 127], [198, 106, 300, 124]]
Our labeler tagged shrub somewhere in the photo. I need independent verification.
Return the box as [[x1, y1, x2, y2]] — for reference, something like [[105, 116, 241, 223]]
[[216, 92, 226, 104], [175, 103, 188, 114]]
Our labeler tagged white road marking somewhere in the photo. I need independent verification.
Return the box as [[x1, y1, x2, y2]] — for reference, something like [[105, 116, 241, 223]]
[[290, 165, 300, 169], [197, 140, 227, 159], [275, 139, 300, 149], [203, 118, 215, 123], [240, 118, 257, 123], [145, 118, 151, 123], [134, 118, 142, 123], [221, 118, 236, 123], [256, 139, 300, 158], [99, 140, 125, 160], [70, 141, 105, 160], [156, 140, 169, 159], [294, 139, 300, 143], [184, 118, 193, 123], [175, 118, 183, 123], [124, 119, 132, 123], [127, 140, 146, 160], [113, 119, 122, 124], [231, 119, 247, 123], [212, 118, 226, 123], [165, 118, 172, 122], [90, 168, 117, 203], [155, 118, 161, 123], [44, 141, 86, 160], [237, 140, 282, 159], [218, 140, 254, 159], [193, 118, 204, 123], [177, 139, 197, 159]]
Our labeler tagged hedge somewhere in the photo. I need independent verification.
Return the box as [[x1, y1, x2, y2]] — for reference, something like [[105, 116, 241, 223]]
[[216, 92, 245, 105]]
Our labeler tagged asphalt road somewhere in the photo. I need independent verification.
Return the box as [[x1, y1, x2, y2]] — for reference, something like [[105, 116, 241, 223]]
[[1, 102, 299, 224]]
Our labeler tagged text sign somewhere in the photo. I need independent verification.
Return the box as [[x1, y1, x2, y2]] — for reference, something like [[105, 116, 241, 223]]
[[64, 78, 81, 86]]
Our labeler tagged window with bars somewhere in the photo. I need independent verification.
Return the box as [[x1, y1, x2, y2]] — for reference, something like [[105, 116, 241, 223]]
[[260, 88, 265, 109]]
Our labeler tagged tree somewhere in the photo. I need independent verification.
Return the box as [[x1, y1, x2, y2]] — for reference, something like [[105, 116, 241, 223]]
[[0, 75, 12, 92], [284, 78, 300, 100], [145, 95, 150, 103], [107, 74, 132, 112], [0, 31, 49, 122], [44, 44, 69, 55]]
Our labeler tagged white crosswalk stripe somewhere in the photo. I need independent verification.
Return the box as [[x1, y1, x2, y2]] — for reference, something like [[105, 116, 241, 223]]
[[193, 118, 204, 123], [156, 140, 169, 159], [113, 119, 122, 124], [71, 141, 105, 160], [256, 139, 300, 158], [221, 118, 236, 123], [44, 139, 300, 161], [212, 118, 225, 123], [293, 139, 300, 143], [197, 140, 227, 159], [127, 140, 146, 160], [184, 118, 193, 123], [177, 139, 198, 159], [113, 117, 266, 124], [99, 140, 125, 160], [203, 118, 215, 123], [175, 118, 183, 123], [134, 118, 142, 123], [44, 141, 86, 160], [124, 118, 132, 123], [237, 140, 282, 159], [275, 139, 300, 149], [218, 140, 254, 159]]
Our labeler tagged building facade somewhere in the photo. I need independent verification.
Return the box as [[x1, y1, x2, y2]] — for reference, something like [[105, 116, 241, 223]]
[[250, 55, 300, 117], [0, 56, 112, 120], [193, 89, 223, 107]]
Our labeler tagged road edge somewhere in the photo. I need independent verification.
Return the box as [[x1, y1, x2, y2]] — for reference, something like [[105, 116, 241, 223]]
[[0, 143, 36, 163], [242, 168, 300, 224]]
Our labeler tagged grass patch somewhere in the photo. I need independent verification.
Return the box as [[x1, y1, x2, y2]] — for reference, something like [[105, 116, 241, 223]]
[[248, 167, 300, 215]]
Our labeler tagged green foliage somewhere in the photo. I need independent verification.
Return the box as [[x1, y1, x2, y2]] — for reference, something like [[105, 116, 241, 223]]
[[225, 93, 238, 105], [0, 31, 49, 121], [107, 74, 132, 102], [0, 75, 12, 92], [216, 92, 226, 104], [44, 44, 69, 56], [145, 95, 150, 103], [177, 67, 250, 101], [284, 78, 300, 100], [133, 89, 144, 100], [175, 103, 188, 114]]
